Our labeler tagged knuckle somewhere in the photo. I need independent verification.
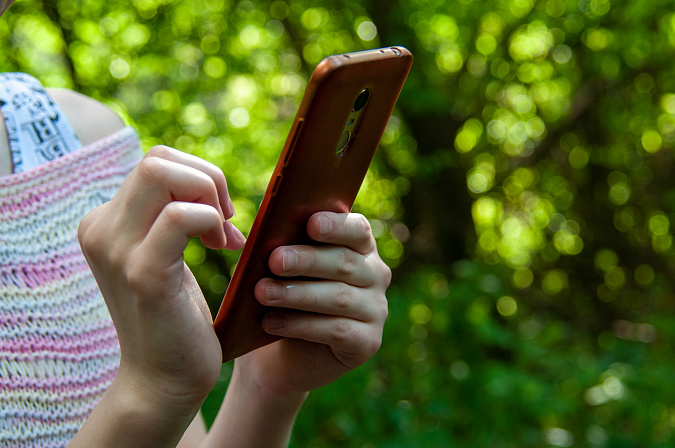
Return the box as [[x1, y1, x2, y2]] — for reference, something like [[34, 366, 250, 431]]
[[334, 324, 382, 364], [78, 209, 107, 262], [374, 294, 390, 322], [126, 253, 169, 297], [381, 263, 393, 287], [354, 213, 372, 234], [364, 331, 383, 357], [125, 260, 146, 292], [354, 214, 374, 246], [331, 319, 353, 345], [77, 219, 97, 256], [334, 283, 352, 311], [336, 249, 359, 277], [145, 145, 173, 159], [368, 254, 392, 288], [161, 202, 190, 228], [106, 240, 129, 274], [135, 153, 165, 182]]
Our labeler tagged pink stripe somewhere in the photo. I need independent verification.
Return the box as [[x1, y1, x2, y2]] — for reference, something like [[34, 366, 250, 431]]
[[0, 364, 117, 392], [3, 393, 106, 425], [0, 162, 134, 219], [2, 325, 118, 355], [5, 160, 128, 205], [0, 127, 141, 218], [3, 261, 89, 289], [0, 373, 117, 402], [0, 346, 119, 363], [0, 290, 107, 325], [0, 247, 90, 289], [1, 244, 82, 264], [0, 312, 117, 335]]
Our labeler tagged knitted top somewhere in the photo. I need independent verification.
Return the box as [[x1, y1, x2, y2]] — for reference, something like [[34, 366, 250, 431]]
[[0, 126, 142, 447]]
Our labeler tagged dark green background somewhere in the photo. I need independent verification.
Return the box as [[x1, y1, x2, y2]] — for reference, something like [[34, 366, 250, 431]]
[[3, 0, 675, 446]]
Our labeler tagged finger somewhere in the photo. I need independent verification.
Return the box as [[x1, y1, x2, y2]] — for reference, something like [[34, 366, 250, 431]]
[[306, 212, 375, 254], [223, 220, 246, 250], [139, 201, 226, 271], [268, 245, 384, 287], [116, 151, 227, 236], [145, 146, 235, 218], [261, 312, 382, 367], [78, 202, 107, 241], [254, 278, 387, 323]]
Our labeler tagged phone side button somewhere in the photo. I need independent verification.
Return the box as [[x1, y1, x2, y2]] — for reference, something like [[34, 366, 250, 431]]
[[283, 118, 304, 167], [271, 174, 283, 196]]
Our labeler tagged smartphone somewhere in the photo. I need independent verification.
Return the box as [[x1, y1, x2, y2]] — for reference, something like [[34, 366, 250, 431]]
[[214, 46, 413, 361]]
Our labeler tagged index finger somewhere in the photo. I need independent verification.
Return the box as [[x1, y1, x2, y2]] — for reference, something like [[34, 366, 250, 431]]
[[306, 212, 376, 255], [145, 146, 235, 218]]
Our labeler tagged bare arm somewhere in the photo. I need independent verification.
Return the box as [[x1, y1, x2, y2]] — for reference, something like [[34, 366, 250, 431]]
[[47, 88, 125, 145], [177, 414, 209, 448], [67, 373, 202, 448], [201, 212, 390, 448], [74, 147, 245, 447], [202, 367, 307, 448]]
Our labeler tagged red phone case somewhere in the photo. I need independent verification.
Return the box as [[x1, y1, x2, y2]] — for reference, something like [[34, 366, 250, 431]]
[[214, 47, 413, 361]]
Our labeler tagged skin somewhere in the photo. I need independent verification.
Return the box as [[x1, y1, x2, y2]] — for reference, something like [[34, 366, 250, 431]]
[[1, 8, 392, 443], [74, 146, 390, 447]]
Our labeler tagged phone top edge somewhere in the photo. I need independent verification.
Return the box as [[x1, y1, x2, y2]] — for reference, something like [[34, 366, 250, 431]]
[[313, 46, 412, 80], [330, 46, 412, 63]]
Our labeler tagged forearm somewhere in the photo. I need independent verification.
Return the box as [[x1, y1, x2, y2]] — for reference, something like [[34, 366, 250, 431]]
[[67, 374, 203, 448], [178, 413, 208, 448], [201, 363, 307, 448]]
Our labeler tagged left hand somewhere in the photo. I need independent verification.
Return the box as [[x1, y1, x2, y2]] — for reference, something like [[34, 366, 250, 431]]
[[235, 211, 391, 399]]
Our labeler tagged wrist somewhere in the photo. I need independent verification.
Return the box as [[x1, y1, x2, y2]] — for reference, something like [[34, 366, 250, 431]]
[[202, 361, 307, 448], [113, 372, 203, 435], [68, 373, 203, 448], [114, 361, 208, 417], [231, 359, 308, 410], [228, 353, 308, 413]]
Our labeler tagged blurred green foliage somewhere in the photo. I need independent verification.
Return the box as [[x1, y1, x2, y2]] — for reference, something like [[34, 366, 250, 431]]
[[4, 0, 675, 446]]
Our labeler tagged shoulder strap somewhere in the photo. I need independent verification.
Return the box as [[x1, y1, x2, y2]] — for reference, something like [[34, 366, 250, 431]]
[[0, 73, 82, 173]]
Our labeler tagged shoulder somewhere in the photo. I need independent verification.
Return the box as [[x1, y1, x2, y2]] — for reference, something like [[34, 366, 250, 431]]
[[47, 88, 125, 146]]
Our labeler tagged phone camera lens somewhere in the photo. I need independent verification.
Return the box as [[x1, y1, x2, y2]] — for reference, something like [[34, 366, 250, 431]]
[[352, 89, 370, 112]]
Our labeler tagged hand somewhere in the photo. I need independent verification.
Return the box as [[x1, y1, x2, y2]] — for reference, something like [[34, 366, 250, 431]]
[[78, 146, 245, 414], [236, 212, 391, 399]]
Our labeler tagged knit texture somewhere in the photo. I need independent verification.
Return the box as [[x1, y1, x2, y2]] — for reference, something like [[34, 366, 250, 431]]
[[0, 126, 142, 447]]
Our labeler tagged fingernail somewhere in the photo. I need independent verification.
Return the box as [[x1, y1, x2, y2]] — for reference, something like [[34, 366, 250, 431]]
[[319, 214, 332, 236], [265, 284, 286, 301], [233, 224, 246, 246], [265, 313, 285, 330], [224, 221, 247, 248], [224, 198, 236, 219], [282, 249, 298, 272]]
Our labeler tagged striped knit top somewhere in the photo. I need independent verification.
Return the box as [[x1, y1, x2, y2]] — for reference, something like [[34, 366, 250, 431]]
[[0, 126, 142, 447]]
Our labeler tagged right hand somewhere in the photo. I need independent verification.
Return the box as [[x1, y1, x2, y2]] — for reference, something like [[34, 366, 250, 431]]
[[78, 146, 245, 413]]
